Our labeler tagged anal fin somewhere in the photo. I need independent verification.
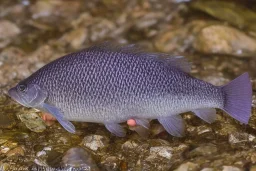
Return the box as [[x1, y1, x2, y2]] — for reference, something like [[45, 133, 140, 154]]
[[192, 108, 216, 123], [158, 115, 185, 137]]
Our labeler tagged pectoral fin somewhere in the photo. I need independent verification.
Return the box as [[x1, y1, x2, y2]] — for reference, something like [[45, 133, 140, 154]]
[[42, 103, 76, 134], [104, 123, 126, 137], [192, 108, 216, 123], [158, 115, 185, 137]]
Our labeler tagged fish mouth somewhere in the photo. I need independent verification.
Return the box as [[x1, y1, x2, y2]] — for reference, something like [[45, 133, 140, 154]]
[[8, 87, 28, 107]]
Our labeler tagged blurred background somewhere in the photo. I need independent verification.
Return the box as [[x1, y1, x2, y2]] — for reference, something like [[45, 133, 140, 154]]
[[0, 0, 256, 170]]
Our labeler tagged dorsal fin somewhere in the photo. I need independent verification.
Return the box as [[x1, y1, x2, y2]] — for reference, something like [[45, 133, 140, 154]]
[[86, 42, 191, 73], [156, 54, 191, 73]]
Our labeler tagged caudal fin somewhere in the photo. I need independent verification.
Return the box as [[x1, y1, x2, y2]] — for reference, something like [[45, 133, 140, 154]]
[[221, 72, 252, 124]]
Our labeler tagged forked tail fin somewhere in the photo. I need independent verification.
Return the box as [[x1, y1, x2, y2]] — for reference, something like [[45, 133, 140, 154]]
[[221, 72, 252, 124]]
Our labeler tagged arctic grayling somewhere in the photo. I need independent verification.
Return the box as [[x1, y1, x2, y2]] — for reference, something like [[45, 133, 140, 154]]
[[8, 43, 252, 137]]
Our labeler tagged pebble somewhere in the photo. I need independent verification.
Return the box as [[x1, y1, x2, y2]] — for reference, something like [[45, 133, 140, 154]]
[[59, 28, 88, 49], [18, 111, 46, 132], [62, 147, 99, 170], [174, 162, 200, 171], [222, 166, 242, 171], [201, 168, 214, 171], [188, 144, 218, 157], [6, 146, 25, 157], [229, 132, 249, 144], [149, 146, 173, 160], [122, 140, 139, 151], [100, 156, 120, 171], [81, 135, 109, 151], [154, 20, 209, 53], [0, 20, 20, 48]]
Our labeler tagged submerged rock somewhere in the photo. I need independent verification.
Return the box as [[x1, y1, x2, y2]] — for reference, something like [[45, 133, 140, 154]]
[[62, 147, 99, 170], [6, 146, 25, 157], [81, 135, 109, 151], [149, 146, 173, 160], [222, 166, 242, 171], [30, 0, 81, 20], [188, 144, 218, 157], [193, 25, 256, 57], [100, 156, 120, 171], [154, 20, 210, 53], [0, 20, 20, 49], [174, 162, 199, 171], [191, 0, 256, 32], [18, 111, 46, 133], [228, 132, 249, 145], [59, 27, 88, 50]]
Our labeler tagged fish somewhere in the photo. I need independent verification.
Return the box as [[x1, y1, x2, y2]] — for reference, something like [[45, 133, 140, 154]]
[[8, 42, 252, 137]]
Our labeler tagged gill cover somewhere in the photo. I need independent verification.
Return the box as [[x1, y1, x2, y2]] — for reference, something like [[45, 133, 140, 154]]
[[19, 84, 47, 107]]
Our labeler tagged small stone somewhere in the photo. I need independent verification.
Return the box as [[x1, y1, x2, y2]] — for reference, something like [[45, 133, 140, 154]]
[[174, 162, 200, 171], [35, 147, 53, 167], [201, 168, 214, 171], [6, 146, 25, 157], [0, 163, 10, 171], [196, 125, 213, 135], [214, 120, 238, 136], [154, 20, 209, 53], [30, 1, 80, 19], [101, 156, 120, 171], [188, 144, 218, 157], [222, 166, 242, 171], [81, 135, 109, 151], [135, 12, 164, 30], [172, 144, 189, 153], [1, 147, 10, 154], [122, 140, 139, 151], [249, 134, 256, 142], [90, 19, 116, 42], [250, 152, 256, 163], [149, 146, 173, 160], [0, 141, 18, 154], [0, 139, 7, 145], [59, 28, 88, 49], [62, 147, 99, 170], [229, 132, 249, 144]]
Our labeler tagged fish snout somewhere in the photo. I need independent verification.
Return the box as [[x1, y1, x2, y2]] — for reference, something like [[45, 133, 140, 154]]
[[8, 87, 17, 99], [8, 87, 27, 107]]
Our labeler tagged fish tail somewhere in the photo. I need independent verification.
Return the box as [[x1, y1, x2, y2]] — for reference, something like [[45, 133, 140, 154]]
[[221, 72, 252, 124]]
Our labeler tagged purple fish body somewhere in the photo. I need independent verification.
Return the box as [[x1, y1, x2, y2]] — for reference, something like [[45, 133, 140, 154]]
[[8, 43, 252, 137]]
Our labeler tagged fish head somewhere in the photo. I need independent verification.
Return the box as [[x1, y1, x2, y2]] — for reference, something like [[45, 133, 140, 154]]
[[8, 83, 48, 108]]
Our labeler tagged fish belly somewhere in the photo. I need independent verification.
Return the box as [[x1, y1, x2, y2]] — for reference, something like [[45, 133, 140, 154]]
[[61, 93, 222, 123]]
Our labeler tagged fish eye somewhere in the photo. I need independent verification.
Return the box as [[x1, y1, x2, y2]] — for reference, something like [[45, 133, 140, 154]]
[[17, 84, 27, 93]]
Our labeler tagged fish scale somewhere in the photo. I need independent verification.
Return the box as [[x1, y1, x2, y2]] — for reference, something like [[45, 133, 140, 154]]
[[8, 42, 252, 137]]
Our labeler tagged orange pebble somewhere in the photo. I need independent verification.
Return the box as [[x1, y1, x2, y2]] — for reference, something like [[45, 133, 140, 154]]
[[127, 119, 136, 126]]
